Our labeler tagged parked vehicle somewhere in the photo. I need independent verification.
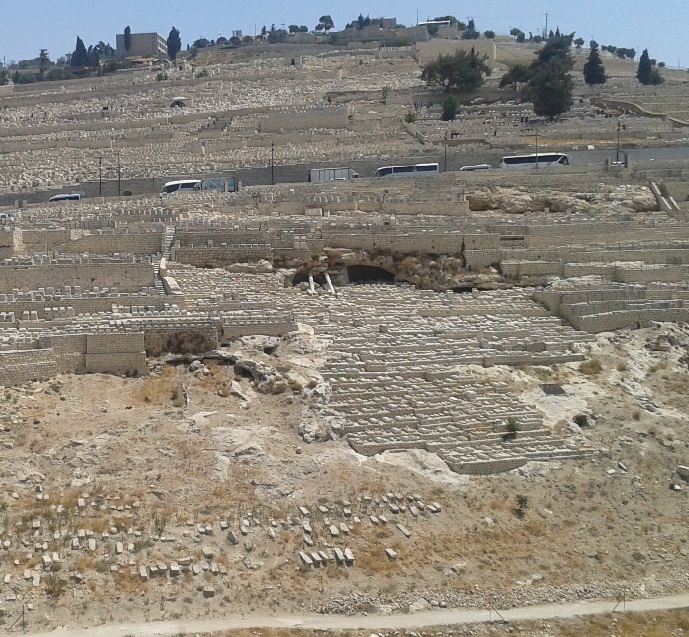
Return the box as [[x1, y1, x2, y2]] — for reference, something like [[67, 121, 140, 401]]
[[459, 164, 492, 171], [48, 193, 83, 202], [499, 153, 571, 169], [308, 167, 359, 182], [374, 163, 440, 177], [160, 180, 202, 195]]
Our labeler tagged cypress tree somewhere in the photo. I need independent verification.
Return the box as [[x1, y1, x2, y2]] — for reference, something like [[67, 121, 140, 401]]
[[583, 43, 607, 85], [637, 48, 652, 84], [167, 27, 182, 60], [71, 37, 88, 67]]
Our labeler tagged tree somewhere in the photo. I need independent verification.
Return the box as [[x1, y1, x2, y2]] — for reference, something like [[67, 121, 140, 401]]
[[288, 25, 300, 33], [583, 42, 607, 86], [500, 62, 531, 90], [298, 26, 309, 33], [516, 494, 529, 516], [71, 37, 88, 67], [421, 48, 491, 93], [86, 45, 99, 68], [38, 49, 51, 78], [317, 15, 334, 34], [94, 41, 115, 59], [268, 29, 287, 44], [638, 48, 654, 83], [462, 18, 479, 39], [261, 25, 267, 36], [124, 26, 131, 51], [0, 68, 10, 86], [167, 27, 182, 60], [510, 28, 526, 43], [193, 38, 209, 49], [525, 36, 574, 120], [573, 37, 585, 48], [484, 30, 496, 39], [441, 96, 458, 121]]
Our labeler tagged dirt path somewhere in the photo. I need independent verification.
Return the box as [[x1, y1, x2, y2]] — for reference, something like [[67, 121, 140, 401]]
[[19, 592, 689, 637]]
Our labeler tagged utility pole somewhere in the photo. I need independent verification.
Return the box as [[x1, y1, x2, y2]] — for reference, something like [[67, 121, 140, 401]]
[[117, 151, 121, 196], [99, 156, 102, 196], [616, 119, 621, 163], [271, 140, 275, 185], [444, 129, 448, 172], [535, 129, 539, 169], [545, 13, 548, 38]]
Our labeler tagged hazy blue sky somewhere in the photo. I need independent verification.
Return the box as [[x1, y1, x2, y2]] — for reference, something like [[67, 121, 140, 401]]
[[1, 1, 687, 68]]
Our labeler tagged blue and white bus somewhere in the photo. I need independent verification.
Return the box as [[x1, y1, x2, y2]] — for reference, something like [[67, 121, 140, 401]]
[[375, 162, 440, 177], [499, 153, 571, 169]]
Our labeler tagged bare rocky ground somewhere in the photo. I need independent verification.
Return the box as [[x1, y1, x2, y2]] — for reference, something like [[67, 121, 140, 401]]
[[200, 609, 689, 637], [1, 321, 689, 632]]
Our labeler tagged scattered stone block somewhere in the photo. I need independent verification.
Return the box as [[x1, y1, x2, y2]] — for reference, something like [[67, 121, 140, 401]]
[[299, 551, 313, 567], [203, 585, 215, 598], [396, 524, 412, 538], [385, 548, 398, 560]]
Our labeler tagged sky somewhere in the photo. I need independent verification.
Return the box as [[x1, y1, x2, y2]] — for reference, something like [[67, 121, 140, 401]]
[[1, 0, 687, 69]]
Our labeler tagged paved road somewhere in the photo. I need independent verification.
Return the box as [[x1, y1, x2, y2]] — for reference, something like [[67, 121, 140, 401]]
[[19, 592, 689, 637]]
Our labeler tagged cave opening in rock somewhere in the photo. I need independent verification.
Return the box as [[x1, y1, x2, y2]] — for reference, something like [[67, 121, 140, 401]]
[[451, 287, 475, 294], [292, 271, 327, 287], [346, 265, 395, 284]]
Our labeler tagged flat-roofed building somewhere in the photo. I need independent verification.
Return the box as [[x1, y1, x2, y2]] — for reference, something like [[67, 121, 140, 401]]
[[116, 32, 168, 59]]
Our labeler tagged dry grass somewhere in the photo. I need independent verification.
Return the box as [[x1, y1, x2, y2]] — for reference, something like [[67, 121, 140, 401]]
[[75, 555, 97, 571], [133, 366, 183, 406], [113, 571, 149, 593], [579, 359, 603, 375]]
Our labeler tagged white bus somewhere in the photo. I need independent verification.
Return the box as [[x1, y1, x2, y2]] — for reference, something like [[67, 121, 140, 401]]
[[375, 163, 440, 177], [499, 153, 571, 169], [48, 193, 83, 202], [160, 179, 202, 195], [460, 164, 492, 172]]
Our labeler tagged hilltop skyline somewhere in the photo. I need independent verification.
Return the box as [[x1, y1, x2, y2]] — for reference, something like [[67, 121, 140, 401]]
[[1, 0, 687, 69]]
